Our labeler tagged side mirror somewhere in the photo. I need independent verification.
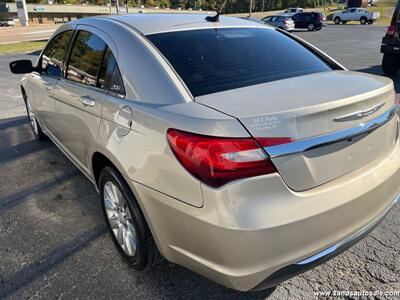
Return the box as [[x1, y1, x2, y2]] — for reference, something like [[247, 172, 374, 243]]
[[9, 60, 34, 74]]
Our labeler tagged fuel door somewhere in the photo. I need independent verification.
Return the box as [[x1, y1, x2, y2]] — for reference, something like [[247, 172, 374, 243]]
[[116, 105, 133, 136]]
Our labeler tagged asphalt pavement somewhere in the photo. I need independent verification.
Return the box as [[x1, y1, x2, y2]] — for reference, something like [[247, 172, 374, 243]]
[[0, 25, 399, 299]]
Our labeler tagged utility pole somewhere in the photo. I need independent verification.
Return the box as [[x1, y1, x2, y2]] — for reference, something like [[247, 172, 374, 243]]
[[109, 0, 112, 14], [116, 0, 120, 15], [16, 0, 29, 26], [249, 0, 252, 17], [262, 0, 265, 12]]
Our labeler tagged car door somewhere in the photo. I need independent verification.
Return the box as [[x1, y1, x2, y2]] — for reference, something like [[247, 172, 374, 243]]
[[341, 9, 348, 21], [52, 26, 115, 175], [275, 16, 283, 27], [348, 8, 357, 20], [291, 13, 301, 27], [270, 16, 278, 27], [356, 8, 363, 19], [28, 29, 73, 140], [296, 13, 308, 28]]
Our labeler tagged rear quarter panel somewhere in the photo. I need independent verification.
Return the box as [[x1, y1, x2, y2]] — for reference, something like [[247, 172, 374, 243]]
[[97, 99, 249, 208]]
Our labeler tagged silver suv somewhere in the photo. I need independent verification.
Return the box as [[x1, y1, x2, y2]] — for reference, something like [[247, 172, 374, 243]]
[[9, 14, 400, 291]]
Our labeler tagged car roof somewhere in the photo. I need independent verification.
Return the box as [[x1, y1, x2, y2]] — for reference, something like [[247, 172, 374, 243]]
[[89, 13, 269, 35]]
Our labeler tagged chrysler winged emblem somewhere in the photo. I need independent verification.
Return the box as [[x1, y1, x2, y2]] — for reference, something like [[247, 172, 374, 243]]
[[333, 102, 385, 122]]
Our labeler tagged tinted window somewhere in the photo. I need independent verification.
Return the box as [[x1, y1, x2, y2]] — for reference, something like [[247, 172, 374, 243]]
[[148, 28, 331, 97], [98, 47, 125, 95], [293, 13, 305, 20], [41, 30, 73, 77], [67, 31, 106, 86]]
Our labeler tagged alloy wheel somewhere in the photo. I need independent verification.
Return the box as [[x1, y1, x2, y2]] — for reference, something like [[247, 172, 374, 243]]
[[103, 181, 137, 257], [27, 99, 39, 135]]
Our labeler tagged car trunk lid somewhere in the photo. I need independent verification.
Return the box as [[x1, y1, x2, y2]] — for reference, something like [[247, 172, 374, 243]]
[[196, 71, 398, 191]]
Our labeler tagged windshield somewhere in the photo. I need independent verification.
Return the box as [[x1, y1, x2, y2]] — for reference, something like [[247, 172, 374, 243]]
[[147, 28, 332, 97]]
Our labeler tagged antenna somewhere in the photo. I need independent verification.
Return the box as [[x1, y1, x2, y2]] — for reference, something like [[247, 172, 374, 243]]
[[205, 0, 228, 22]]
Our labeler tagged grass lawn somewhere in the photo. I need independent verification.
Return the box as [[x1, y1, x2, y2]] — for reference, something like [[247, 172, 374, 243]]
[[0, 41, 46, 56]]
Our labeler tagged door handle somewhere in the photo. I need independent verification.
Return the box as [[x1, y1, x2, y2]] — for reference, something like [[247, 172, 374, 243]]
[[80, 95, 96, 107]]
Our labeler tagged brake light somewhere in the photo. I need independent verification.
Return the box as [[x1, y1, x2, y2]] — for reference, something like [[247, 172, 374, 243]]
[[387, 25, 396, 36], [167, 129, 292, 188]]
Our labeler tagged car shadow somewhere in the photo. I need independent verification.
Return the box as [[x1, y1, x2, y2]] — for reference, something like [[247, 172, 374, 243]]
[[0, 116, 277, 299]]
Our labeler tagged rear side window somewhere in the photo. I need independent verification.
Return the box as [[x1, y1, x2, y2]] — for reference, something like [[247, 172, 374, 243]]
[[41, 30, 73, 77], [148, 28, 331, 97], [66, 30, 106, 87], [98, 47, 125, 95]]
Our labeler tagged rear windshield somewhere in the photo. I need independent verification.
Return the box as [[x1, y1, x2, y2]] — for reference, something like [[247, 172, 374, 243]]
[[147, 28, 331, 97]]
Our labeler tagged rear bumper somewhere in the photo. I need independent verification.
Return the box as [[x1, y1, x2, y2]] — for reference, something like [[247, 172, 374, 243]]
[[381, 44, 400, 54], [252, 191, 399, 290], [284, 24, 295, 31], [130, 138, 400, 291]]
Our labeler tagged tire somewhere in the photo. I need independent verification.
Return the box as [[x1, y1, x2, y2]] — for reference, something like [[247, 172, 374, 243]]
[[99, 166, 163, 270], [382, 53, 400, 76], [360, 17, 367, 25], [334, 17, 341, 24], [307, 23, 315, 31], [368, 20, 373, 24], [24, 97, 46, 141]]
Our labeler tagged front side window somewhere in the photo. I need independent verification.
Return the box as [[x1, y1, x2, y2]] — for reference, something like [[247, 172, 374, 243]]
[[148, 28, 331, 97], [295, 13, 306, 20], [98, 47, 125, 95], [66, 30, 106, 87], [41, 30, 73, 77]]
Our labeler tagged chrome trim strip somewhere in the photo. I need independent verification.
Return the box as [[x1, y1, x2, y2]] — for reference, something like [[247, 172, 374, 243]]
[[265, 106, 397, 158], [295, 191, 400, 265], [333, 102, 385, 122]]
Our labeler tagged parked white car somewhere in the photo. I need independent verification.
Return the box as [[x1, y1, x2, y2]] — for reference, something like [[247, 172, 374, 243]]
[[333, 8, 380, 25], [0, 18, 15, 27], [278, 7, 304, 17]]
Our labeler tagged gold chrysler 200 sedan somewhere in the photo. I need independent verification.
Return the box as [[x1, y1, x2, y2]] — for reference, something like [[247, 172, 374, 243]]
[[9, 14, 400, 291]]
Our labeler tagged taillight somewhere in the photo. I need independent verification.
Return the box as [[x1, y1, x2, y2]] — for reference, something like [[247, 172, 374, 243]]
[[167, 129, 292, 188], [387, 25, 396, 36]]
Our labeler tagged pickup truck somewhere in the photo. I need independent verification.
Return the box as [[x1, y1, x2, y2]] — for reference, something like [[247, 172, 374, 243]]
[[332, 8, 380, 25], [278, 7, 304, 17]]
